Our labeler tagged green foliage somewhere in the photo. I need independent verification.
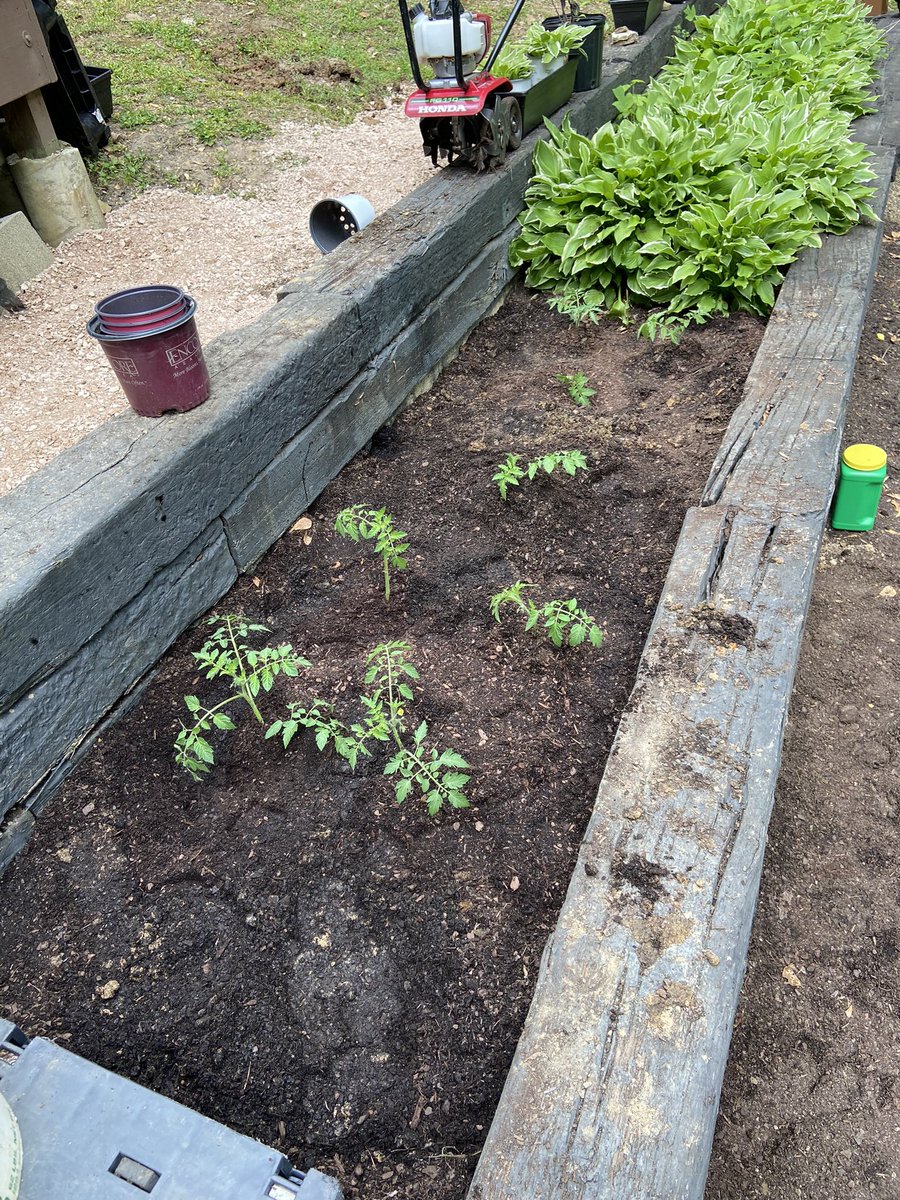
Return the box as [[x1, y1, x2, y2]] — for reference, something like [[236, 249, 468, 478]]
[[491, 583, 604, 649], [494, 20, 590, 79], [493, 454, 526, 499], [175, 615, 309, 781], [335, 506, 410, 602], [191, 108, 271, 145], [556, 371, 596, 406], [267, 641, 471, 817], [509, 0, 883, 339], [526, 449, 588, 480], [385, 729, 472, 818], [493, 449, 588, 498]]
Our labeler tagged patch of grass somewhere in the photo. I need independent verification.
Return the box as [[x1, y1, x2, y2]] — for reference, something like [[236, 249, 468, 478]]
[[87, 146, 153, 190], [192, 108, 272, 145], [66, 0, 573, 141], [87, 144, 182, 194]]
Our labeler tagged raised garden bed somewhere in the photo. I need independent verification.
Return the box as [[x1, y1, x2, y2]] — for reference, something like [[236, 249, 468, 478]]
[[0, 286, 764, 1200]]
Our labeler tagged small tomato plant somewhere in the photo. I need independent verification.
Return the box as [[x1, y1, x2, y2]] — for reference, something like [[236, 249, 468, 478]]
[[335, 505, 409, 602], [556, 372, 596, 407], [493, 454, 526, 500], [493, 449, 588, 499], [175, 615, 309, 781], [491, 582, 604, 649], [526, 449, 588, 480], [267, 641, 471, 817]]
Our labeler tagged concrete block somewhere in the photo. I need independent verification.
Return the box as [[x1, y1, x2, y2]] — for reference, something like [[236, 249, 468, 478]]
[[0, 210, 51, 292]]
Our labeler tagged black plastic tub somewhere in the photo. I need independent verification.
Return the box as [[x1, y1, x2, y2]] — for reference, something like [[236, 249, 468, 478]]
[[542, 14, 605, 91], [86, 66, 114, 120], [510, 57, 579, 135], [609, 0, 664, 34]]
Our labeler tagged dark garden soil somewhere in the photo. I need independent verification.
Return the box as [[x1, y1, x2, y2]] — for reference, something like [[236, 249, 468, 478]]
[[706, 221, 900, 1200], [0, 285, 763, 1199]]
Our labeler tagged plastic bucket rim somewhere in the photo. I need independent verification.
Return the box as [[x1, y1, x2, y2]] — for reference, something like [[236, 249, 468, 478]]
[[88, 295, 198, 342], [95, 285, 186, 321], [98, 297, 190, 332]]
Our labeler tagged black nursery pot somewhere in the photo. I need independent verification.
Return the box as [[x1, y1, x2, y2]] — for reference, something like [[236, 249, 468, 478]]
[[541, 13, 606, 91], [609, 0, 663, 35]]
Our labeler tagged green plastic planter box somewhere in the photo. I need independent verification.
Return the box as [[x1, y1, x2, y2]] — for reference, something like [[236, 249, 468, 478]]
[[510, 57, 579, 135], [541, 14, 606, 92]]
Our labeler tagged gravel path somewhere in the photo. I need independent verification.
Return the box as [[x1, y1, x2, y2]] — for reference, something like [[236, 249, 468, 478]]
[[0, 103, 431, 497]]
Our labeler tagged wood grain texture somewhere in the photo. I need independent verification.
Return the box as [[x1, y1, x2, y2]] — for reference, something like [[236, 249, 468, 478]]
[[703, 150, 894, 515], [0, 522, 236, 821], [468, 506, 822, 1200]]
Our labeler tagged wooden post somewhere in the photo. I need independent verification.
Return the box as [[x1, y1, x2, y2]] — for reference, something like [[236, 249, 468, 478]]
[[1, 91, 60, 159]]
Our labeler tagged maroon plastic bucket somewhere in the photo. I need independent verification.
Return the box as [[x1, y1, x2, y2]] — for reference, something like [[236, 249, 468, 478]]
[[95, 285, 186, 329], [87, 296, 210, 418]]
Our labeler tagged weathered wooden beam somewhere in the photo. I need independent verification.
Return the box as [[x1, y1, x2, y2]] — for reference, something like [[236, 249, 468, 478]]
[[0, 522, 236, 821], [468, 505, 822, 1200], [702, 149, 894, 517], [0, 90, 59, 157], [223, 223, 516, 568]]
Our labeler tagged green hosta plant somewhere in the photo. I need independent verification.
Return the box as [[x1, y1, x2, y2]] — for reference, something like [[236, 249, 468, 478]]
[[494, 21, 589, 79], [490, 582, 604, 649], [335, 505, 409, 602], [493, 449, 588, 499], [175, 615, 309, 781], [267, 641, 471, 816], [509, 0, 882, 339], [556, 371, 596, 406]]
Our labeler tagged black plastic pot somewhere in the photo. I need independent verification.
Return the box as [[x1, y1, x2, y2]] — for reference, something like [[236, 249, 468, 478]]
[[31, 0, 111, 155], [509, 57, 578, 135], [86, 66, 114, 120], [609, 0, 663, 34], [542, 14, 605, 92]]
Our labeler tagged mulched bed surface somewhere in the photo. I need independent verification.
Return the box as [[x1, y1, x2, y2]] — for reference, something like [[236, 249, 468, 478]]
[[0, 285, 763, 1199]]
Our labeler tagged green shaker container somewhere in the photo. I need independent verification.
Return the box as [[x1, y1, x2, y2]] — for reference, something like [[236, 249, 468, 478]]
[[831, 443, 887, 531]]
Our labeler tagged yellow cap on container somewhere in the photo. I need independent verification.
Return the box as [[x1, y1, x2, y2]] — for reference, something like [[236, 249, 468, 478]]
[[842, 443, 887, 472]]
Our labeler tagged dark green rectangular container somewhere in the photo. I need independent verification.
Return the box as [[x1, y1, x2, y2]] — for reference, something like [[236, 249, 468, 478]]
[[609, 0, 663, 34], [510, 58, 579, 135]]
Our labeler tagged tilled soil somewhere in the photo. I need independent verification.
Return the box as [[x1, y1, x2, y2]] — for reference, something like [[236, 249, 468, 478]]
[[0, 286, 764, 1199], [706, 218, 900, 1199]]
